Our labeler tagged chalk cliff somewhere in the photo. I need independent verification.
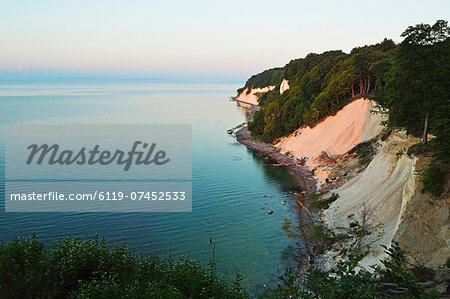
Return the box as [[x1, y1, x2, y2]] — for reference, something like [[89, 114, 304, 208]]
[[269, 98, 448, 269]]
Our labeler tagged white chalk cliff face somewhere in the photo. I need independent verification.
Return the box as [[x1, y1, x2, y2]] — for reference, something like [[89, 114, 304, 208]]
[[235, 86, 275, 105], [273, 98, 450, 268], [326, 130, 449, 269], [276, 99, 384, 161], [280, 79, 290, 94], [235, 88, 448, 268], [326, 130, 420, 268], [273, 97, 448, 269], [236, 79, 291, 106]]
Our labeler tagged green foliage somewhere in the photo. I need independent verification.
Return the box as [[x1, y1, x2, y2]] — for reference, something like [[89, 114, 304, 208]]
[[302, 255, 381, 299], [430, 88, 450, 164], [0, 232, 47, 297], [420, 162, 444, 197], [282, 193, 339, 254], [237, 68, 283, 94], [258, 267, 301, 298], [308, 192, 339, 210], [0, 234, 248, 298], [377, 21, 449, 135], [247, 109, 266, 138], [312, 225, 336, 252], [374, 20, 450, 165], [376, 242, 440, 298], [244, 40, 396, 142], [260, 242, 441, 298], [371, 20, 450, 197]]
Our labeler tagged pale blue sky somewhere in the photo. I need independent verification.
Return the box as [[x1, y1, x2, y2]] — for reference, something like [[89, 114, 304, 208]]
[[0, 0, 449, 80]]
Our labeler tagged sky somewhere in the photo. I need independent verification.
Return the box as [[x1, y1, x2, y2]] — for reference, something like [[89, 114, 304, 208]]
[[0, 0, 449, 81]]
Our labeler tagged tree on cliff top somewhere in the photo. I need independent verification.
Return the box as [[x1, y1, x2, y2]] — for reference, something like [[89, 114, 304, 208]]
[[379, 20, 450, 145]]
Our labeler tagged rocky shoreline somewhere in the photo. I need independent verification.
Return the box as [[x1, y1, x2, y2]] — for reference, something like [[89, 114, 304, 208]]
[[235, 127, 316, 192], [233, 124, 373, 279]]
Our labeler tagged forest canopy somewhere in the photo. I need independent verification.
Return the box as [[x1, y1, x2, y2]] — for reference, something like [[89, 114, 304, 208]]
[[245, 39, 396, 142]]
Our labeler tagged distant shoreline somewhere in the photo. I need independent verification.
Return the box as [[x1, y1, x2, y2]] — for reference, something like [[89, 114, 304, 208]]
[[230, 97, 261, 112]]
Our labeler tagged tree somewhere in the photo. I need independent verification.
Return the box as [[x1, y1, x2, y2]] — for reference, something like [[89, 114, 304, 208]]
[[430, 38, 450, 163], [384, 20, 450, 144]]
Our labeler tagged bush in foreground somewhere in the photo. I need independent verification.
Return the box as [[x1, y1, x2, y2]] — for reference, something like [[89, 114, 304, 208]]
[[1, 234, 444, 298], [0, 233, 248, 298]]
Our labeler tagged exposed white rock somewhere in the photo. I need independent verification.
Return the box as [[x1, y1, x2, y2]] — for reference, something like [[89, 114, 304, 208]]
[[280, 79, 290, 95]]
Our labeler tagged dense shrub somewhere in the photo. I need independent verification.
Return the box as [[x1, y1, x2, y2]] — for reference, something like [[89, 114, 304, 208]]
[[0, 233, 248, 298], [420, 162, 444, 197]]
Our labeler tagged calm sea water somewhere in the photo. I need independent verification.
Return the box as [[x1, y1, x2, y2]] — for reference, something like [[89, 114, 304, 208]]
[[0, 81, 301, 293]]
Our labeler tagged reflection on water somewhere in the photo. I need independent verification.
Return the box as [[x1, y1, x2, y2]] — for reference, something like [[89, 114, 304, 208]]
[[0, 81, 302, 293]]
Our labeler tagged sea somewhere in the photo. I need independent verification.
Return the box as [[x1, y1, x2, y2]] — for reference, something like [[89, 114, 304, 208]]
[[0, 80, 301, 294]]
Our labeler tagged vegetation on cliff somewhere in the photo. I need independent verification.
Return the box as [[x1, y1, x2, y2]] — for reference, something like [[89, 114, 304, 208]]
[[261, 243, 441, 298], [374, 20, 449, 146], [236, 67, 283, 94], [276, 192, 445, 298], [246, 39, 396, 142], [239, 20, 450, 296], [373, 20, 450, 196], [244, 20, 449, 195], [245, 21, 448, 151]]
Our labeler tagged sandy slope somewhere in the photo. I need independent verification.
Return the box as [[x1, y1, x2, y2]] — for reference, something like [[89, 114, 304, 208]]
[[280, 79, 290, 94], [235, 86, 275, 105], [277, 99, 383, 161]]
